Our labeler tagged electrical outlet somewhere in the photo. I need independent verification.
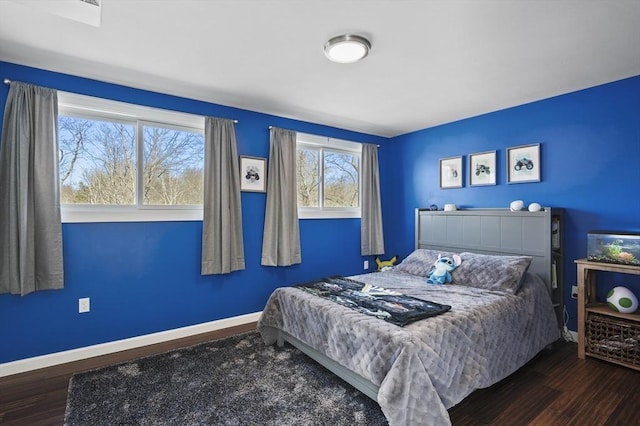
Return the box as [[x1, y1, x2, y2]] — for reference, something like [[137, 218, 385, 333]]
[[364, 260, 369, 270], [571, 286, 578, 299], [79, 297, 90, 313]]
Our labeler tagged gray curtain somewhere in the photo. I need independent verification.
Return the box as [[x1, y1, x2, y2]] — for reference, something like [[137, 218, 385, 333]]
[[261, 127, 301, 266], [361, 143, 385, 255], [0, 82, 64, 295], [201, 117, 245, 275]]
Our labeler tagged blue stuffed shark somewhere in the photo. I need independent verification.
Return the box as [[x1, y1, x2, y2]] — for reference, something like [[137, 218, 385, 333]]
[[426, 254, 462, 285]]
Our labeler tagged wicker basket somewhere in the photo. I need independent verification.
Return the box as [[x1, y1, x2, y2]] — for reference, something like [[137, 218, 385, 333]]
[[586, 312, 640, 368]]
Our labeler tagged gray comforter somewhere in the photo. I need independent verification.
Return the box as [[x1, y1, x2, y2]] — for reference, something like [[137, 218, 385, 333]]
[[258, 271, 560, 426]]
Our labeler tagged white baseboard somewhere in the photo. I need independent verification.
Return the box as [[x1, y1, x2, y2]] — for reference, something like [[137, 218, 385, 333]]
[[0, 311, 262, 378]]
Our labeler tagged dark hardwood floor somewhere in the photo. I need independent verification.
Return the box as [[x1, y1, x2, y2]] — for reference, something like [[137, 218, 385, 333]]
[[448, 342, 640, 426], [1, 329, 638, 426]]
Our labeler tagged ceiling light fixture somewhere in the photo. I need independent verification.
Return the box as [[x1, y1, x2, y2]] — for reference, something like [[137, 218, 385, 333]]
[[324, 34, 371, 64]]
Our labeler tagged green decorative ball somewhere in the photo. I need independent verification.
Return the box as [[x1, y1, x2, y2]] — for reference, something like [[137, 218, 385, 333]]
[[606, 286, 639, 314]]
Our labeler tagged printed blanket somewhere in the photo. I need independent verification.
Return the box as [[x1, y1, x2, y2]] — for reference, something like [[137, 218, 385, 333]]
[[295, 276, 450, 326]]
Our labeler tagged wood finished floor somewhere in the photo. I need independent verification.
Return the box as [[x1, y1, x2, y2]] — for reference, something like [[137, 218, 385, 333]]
[[1, 328, 638, 426]]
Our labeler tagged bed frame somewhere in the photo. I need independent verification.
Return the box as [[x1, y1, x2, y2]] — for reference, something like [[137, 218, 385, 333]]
[[415, 207, 557, 295], [275, 207, 558, 402]]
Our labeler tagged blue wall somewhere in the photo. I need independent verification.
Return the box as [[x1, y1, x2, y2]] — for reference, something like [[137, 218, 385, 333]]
[[0, 61, 389, 363], [1, 60, 638, 364], [385, 75, 640, 330]]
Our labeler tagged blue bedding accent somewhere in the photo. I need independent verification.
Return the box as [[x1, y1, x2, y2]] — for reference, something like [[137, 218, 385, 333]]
[[295, 276, 451, 326]]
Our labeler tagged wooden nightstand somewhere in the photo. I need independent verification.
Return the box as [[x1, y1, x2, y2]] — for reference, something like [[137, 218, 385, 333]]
[[575, 259, 640, 370]]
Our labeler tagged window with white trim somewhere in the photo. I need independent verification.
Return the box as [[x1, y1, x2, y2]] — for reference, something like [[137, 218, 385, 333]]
[[57, 93, 205, 223], [296, 132, 361, 219]]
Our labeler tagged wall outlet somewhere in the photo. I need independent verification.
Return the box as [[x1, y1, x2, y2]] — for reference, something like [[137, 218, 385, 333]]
[[79, 297, 90, 313], [571, 286, 578, 299], [363, 260, 369, 270]]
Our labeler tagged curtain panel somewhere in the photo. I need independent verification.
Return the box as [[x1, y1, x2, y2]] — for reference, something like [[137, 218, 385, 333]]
[[0, 82, 64, 295], [261, 127, 301, 266], [201, 117, 245, 275], [361, 143, 385, 255]]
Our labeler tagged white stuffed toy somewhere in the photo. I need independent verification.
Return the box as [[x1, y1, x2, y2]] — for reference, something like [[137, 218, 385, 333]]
[[426, 254, 462, 285]]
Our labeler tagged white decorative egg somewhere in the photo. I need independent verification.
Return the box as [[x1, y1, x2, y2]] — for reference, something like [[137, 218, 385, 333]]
[[606, 286, 639, 314], [510, 200, 524, 211], [444, 204, 457, 211], [528, 202, 542, 212]]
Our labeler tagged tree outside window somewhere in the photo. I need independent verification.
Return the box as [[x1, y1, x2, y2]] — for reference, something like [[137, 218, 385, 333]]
[[59, 116, 203, 206], [296, 136, 360, 218]]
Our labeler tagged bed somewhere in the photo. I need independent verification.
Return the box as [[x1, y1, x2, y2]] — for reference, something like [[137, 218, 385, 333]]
[[258, 208, 561, 426]]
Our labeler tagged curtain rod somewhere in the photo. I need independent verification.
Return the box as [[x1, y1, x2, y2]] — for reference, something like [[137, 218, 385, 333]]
[[3, 78, 239, 123], [269, 125, 380, 147]]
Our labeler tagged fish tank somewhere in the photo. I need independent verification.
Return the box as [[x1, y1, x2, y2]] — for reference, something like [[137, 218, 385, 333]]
[[587, 231, 640, 266]]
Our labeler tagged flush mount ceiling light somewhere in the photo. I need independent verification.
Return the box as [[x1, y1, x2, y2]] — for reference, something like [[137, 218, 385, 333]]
[[324, 34, 371, 63]]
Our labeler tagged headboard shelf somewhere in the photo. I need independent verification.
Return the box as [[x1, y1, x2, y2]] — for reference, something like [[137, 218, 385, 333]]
[[415, 207, 564, 328]]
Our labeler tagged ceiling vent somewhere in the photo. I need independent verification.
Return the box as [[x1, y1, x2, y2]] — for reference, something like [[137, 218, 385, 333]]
[[9, 0, 101, 27]]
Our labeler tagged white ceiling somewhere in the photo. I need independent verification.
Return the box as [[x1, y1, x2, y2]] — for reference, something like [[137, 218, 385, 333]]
[[1, 0, 639, 137]]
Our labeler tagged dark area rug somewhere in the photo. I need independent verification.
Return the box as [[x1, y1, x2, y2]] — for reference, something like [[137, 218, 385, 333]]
[[64, 331, 388, 425]]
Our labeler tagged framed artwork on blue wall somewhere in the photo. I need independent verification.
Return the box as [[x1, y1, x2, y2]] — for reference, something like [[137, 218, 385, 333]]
[[507, 144, 541, 184], [440, 156, 463, 188], [469, 150, 496, 186], [240, 156, 267, 192]]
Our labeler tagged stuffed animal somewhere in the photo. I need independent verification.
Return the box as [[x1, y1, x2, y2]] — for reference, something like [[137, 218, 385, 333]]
[[375, 255, 398, 271], [426, 254, 462, 285]]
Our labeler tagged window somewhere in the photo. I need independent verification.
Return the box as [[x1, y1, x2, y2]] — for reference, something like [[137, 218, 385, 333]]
[[296, 133, 361, 219], [57, 92, 205, 222]]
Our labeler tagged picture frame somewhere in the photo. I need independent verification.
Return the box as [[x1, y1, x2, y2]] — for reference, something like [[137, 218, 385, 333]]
[[439, 156, 463, 189], [240, 156, 267, 192], [469, 150, 497, 186], [507, 143, 541, 184]]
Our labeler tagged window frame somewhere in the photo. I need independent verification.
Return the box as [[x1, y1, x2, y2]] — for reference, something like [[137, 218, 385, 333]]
[[57, 92, 205, 223], [296, 132, 362, 219]]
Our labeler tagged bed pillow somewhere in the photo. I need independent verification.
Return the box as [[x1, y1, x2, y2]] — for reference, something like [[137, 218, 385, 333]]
[[393, 249, 459, 277], [452, 252, 532, 294]]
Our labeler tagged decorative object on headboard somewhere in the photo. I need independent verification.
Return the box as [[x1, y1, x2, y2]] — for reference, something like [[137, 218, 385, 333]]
[[444, 203, 457, 211], [528, 202, 542, 212], [510, 200, 524, 211]]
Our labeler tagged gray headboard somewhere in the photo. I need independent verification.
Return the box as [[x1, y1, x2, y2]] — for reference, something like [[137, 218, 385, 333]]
[[415, 208, 556, 290]]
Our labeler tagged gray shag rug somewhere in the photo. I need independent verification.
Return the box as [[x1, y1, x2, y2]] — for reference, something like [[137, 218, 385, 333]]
[[64, 331, 388, 425]]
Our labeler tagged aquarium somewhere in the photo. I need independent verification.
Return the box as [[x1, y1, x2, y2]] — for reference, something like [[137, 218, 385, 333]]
[[587, 231, 640, 266]]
